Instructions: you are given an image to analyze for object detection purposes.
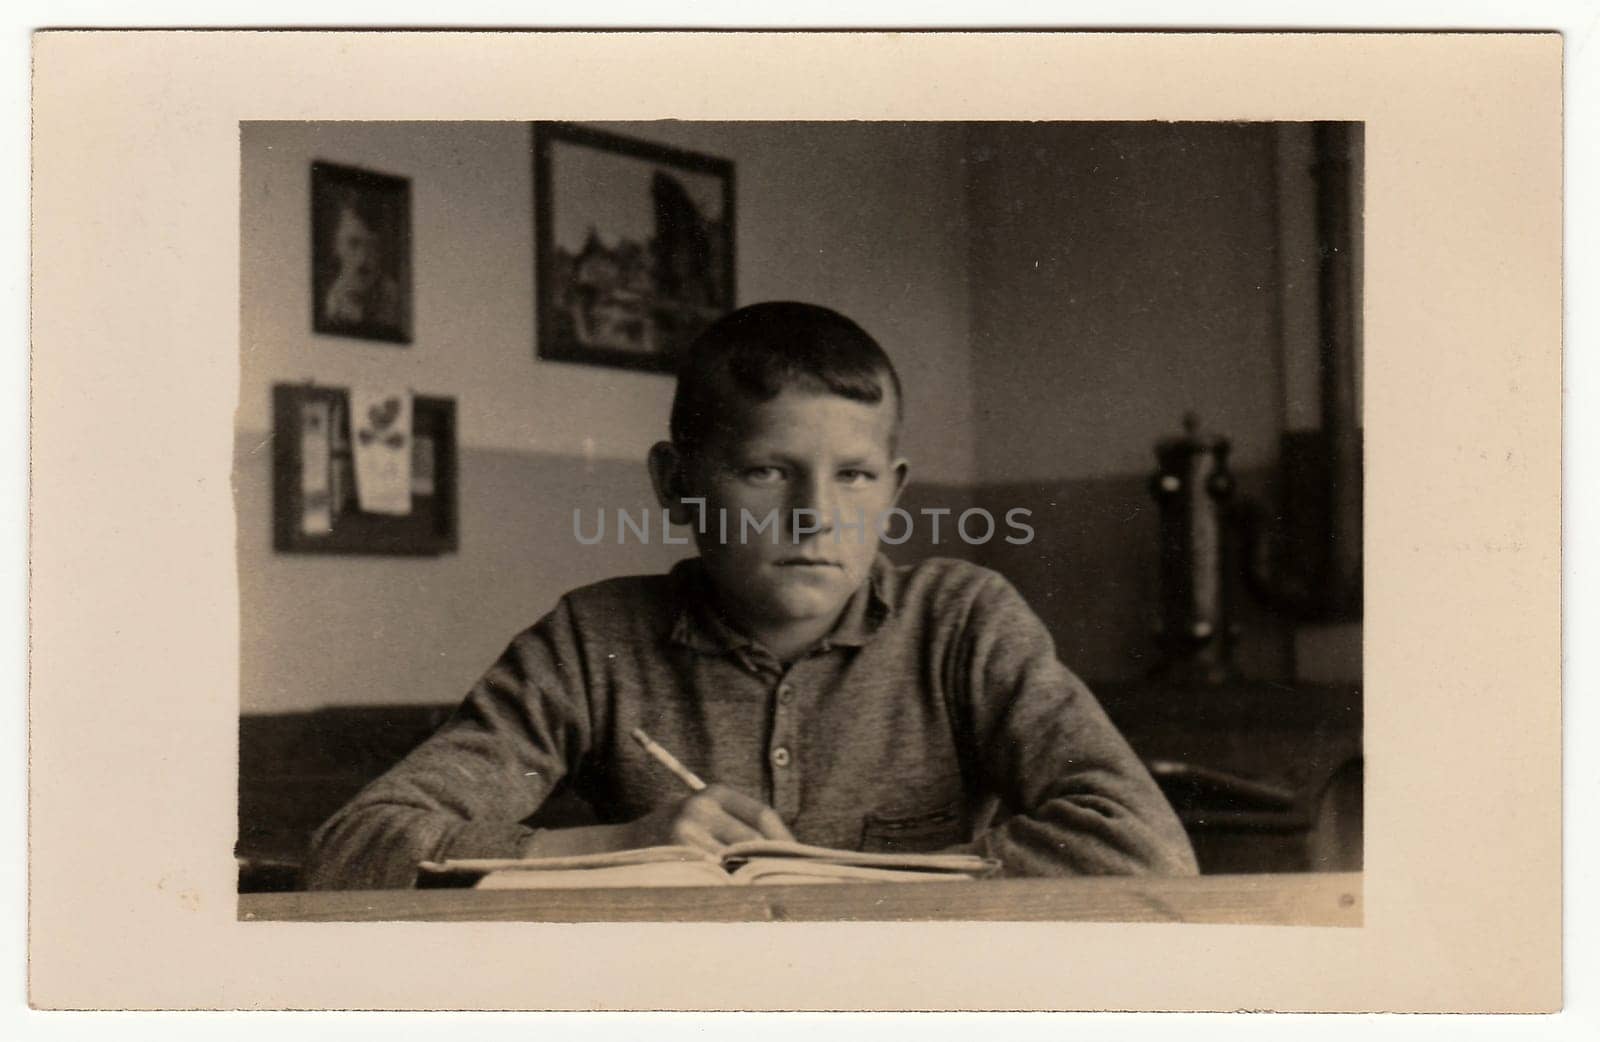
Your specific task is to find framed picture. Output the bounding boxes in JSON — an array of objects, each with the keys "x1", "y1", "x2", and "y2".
[
  {"x1": 534, "y1": 122, "x2": 736, "y2": 373},
  {"x1": 310, "y1": 160, "x2": 413, "y2": 344},
  {"x1": 271, "y1": 383, "x2": 456, "y2": 555}
]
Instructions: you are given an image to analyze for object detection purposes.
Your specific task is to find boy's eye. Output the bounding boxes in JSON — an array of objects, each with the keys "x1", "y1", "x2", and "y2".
[
  {"x1": 838, "y1": 469, "x2": 878, "y2": 486},
  {"x1": 742, "y1": 466, "x2": 787, "y2": 484}
]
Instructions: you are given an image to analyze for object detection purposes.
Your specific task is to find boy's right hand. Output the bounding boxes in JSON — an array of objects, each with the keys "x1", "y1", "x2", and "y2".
[{"x1": 626, "y1": 783, "x2": 795, "y2": 853}]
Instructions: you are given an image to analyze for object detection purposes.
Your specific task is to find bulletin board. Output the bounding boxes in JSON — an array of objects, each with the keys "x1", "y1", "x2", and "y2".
[{"x1": 271, "y1": 383, "x2": 458, "y2": 555}]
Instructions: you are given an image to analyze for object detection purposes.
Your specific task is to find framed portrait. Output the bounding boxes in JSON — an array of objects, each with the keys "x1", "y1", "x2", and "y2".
[
  {"x1": 534, "y1": 122, "x2": 736, "y2": 373},
  {"x1": 310, "y1": 160, "x2": 413, "y2": 344}
]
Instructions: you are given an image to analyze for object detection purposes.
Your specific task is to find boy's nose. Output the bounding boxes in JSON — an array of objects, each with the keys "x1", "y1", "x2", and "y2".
[{"x1": 789, "y1": 476, "x2": 838, "y2": 535}]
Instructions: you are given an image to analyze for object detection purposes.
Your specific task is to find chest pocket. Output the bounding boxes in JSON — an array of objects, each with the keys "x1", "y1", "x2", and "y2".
[{"x1": 860, "y1": 801, "x2": 966, "y2": 854}]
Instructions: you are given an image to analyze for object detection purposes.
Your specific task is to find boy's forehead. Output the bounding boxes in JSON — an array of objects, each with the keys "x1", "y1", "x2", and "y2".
[{"x1": 707, "y1": 386, "x2": 898, "y2": 455}]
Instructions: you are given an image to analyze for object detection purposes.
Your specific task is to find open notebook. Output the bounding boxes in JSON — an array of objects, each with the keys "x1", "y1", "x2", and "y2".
[{"x1": 419, "y1": 839, "x2": 1000, "y2": 889}]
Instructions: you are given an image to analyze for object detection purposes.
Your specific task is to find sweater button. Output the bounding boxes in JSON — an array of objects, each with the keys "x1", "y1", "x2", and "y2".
[{"x1": 770, "y1": 746, "x2": 791, "y2": 768}]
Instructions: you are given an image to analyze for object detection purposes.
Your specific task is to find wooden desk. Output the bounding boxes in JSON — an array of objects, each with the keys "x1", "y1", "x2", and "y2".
[{"x1": 240, "y1": 872, "x2": 1360, "y2": 926}]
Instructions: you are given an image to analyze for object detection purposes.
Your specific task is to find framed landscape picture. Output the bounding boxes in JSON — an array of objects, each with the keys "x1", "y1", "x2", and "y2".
[
  {"x1": 534, "y1": 122, "x2": 736, "y2": 373},
  {"x1": 310, "y1": 160, "x2": 413, "y2": 344}
]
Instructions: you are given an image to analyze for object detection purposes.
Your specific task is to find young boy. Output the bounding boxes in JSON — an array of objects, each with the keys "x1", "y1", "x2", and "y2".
[{"x1": 304, "y1": 302, "x2": 1197, "y2": 890}]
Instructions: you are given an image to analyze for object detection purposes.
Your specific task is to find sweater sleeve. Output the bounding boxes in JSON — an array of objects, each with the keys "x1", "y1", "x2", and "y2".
[
  {"x1": 953, "y1": 573, "x2": 1198, "y2": 877},
  {"x1": 300, "y1": 598, "x2": 594, "y2": 891}
]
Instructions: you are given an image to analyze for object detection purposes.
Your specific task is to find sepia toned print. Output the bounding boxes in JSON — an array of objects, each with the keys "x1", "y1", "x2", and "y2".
[
  {"x1": 236, "y1": 121, "x2": 1363, "y2": 922},
  {"x1": 27, "y1": 31, "x2": 1560, "y2": 1012}
]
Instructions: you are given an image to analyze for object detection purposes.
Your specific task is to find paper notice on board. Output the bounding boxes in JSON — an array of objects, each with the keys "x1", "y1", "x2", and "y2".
[
  {"x1": 299, "y1": 399, "x2": 333, "y2": 536},
  {"x1": 350, "y1": 386, "x2": 413, "y2": 515}
]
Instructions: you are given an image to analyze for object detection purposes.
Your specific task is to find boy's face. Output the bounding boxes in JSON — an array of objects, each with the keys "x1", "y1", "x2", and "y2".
[{"x1": 669, "y1": 386, "x2": 907, "y2": 643}]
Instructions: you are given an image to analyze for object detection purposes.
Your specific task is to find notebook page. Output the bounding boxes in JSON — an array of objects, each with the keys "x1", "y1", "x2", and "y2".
[
  {"x1": 475, "y1": 860, "x2": 734, "y2": 890},
  {"x1": 729, "y1": 859, "x2": 973, "y2": 886},
  {"x1": 420, "y1": 844, "x2": 711, "y2": 875},
  {"x1": 719, "y1": 839, "x2": 996, "y2": 875}
]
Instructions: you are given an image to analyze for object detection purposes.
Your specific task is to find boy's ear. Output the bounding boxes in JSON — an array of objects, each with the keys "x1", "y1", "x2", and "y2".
[
  {"x1": 647, "y1": 441, "x2": 698, "y2": 527},
  {"x1": 888, "y1": 457, "x2": 910, "y2": 508}
]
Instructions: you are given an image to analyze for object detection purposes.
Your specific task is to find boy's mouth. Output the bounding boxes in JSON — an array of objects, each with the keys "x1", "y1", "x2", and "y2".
[{"x1": 773, "y1": 556, "x2": 843, "y2": 569}]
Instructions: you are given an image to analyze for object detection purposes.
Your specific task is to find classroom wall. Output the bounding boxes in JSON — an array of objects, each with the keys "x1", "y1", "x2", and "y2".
[
  {"x1": 238, "y1": 121, "x2": 974, "y2": 711},
  {"x1": 962, "y1": 122, "x2": 1296, "y2": 680}
]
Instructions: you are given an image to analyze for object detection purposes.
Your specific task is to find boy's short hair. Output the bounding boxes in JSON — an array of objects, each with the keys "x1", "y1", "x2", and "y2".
[{"x1": 669, "y1": 301, "x2": 904, "y2": 454}]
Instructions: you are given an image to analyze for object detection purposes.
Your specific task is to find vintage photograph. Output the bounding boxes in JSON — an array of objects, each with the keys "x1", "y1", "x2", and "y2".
[
  {"x1": 237, "y1": 120, "x2": 1365, "y2": 924},
  {"x1": 29, "y1": 29, "x2": 1565, "y2": 1014},
  {"x1": 310, "y1": 159, "x2": 412, "y2": 343}
]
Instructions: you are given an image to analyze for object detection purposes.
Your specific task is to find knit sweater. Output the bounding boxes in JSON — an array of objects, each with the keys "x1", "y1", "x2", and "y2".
[{"x1": 303, "y1": 555, "x2": 1197, "y2": 889}]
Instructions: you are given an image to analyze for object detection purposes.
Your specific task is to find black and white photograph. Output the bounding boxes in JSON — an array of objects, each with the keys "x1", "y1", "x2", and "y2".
[{"x1": 237, "y1": 119, "x2": 1365, "y2": 922}]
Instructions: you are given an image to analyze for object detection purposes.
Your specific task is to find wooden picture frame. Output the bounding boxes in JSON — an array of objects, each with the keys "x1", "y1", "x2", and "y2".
[
  {"x1": 271, "y1": 384, "x2": 456, "y2": 555},
  {"x1": 310, "y1": 160, "x2": 413, "y2": 344},
  {"x1": 533, "y1": 122, "x2": 736, "y2": 373}
]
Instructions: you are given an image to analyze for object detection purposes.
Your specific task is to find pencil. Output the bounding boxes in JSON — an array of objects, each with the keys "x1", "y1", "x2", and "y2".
[{"x1": 630, "y1": 727, "x2": 708, "y2": 793}]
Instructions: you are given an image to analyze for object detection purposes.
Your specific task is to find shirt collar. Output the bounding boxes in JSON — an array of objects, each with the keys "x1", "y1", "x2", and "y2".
[{"x1": 667, "y1": 555, "x2": 895, "y2": 656}]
